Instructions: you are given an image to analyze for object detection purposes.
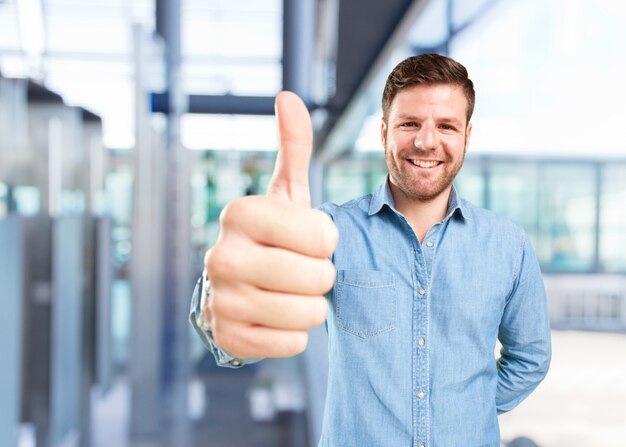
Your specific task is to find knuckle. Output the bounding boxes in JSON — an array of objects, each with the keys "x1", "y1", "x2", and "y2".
[
  {"x1": 206, "y1": 244, "x2": 237, "y2": 280},
  {"x1": 317, "y1": 259, "x2": 336, "y2": 293},
  {"x1": 208, "y1": 291, "x2": 226, "y2": 318},
  {"x1": 214, "y1": 293, "x2": 245, "y2": 321},
  {"x1": 306, "y1": 297, "x2": 327, "y2": 328},
  {"x1": 319, "y1": 214, "x2": 339, "y2": 256},
  {"x1": 219, "y1": 199, "x2": 243, "y2": 228},
  {"x1": 219, "y1": 196, "x2": 255, "y2": 229},
  {"x1": 211, "y1": 320, "x2": 230, "y2": 349},
  {"x1": 289, "y1": 331, "x2": 308, "y2": 356},
  {"x1": 212, "y1": 321, "x2": 244, "y2": 357},
  {"x1": 316, "y1": 297, "x2": 329, "y2": 325}
]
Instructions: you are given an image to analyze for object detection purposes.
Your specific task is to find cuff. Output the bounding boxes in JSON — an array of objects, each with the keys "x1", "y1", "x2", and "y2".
[{"x1": 189, "y1": 274, "x2": 261, "y2": 368}]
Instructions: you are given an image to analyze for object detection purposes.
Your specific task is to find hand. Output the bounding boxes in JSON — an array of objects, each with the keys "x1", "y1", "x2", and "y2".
[{"x1": 204, "y1": 91, "x2": 339, "y2": 359}]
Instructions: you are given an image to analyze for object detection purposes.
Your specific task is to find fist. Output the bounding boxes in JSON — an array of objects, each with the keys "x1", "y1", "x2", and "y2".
[{"x1": 204, "y1": 92, "x2": 338, "y2": 359}]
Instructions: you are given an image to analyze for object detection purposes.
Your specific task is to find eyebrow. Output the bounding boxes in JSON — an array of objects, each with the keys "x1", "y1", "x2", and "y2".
[
  {"x1": 438, "y1": 117, "x2": 464, "y2": 126},
  {"x1": 396, "y1": 114, "x2": 464, "y2": 126}
]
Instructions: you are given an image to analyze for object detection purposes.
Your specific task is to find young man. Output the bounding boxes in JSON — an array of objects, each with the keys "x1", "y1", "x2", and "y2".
[{"x1": 190, "y1": 54, "x2": 551, "y2": 446}]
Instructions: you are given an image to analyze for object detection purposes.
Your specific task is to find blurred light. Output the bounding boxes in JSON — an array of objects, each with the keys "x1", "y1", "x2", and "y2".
[
  {"x1": 181, "y1": 114, "x2": 277, "y2": 151},
  {"x1": 355, "y1": 114, "x2": 383, "y2": 152},
  {"x1": 16, "y1": 0, "x2": 45, "y2": 59}
]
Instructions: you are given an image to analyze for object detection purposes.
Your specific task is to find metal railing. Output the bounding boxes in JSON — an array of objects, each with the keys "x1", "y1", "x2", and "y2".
[{"x1": 544, "y1": 274, "x2": 626, "y2": 332}]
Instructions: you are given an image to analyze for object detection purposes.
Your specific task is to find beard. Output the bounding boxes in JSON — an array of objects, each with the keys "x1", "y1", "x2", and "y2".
[{"x1": 385, "y1": 142, "x2": 466, "y2": 202}]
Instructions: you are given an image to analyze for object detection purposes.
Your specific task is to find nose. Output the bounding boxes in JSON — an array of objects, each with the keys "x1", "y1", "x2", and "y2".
[{"x1": 414, "y1": 123, "x2": 439, "y2": 151}]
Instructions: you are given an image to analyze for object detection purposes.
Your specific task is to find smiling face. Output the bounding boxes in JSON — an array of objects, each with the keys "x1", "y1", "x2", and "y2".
[{"x1": 381, "y1": 83, "x2": 472, "y2": 203}]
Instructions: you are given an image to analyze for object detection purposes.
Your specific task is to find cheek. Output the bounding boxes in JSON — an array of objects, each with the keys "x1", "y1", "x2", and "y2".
[{"x1": 443, "y1": 137, "x2": 466, "y2": 155}]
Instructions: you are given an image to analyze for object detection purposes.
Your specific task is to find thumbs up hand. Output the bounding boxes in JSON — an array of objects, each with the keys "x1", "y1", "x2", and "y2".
[{"x1": 204, "y1": 92, "x2": 338, "y2": 359}]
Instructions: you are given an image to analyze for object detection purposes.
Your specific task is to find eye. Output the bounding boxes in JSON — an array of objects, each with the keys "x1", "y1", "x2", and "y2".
[
  {"x1": 439, "y1": 123, "x2": 457, "y2": 131},
  {"x1": 400, "y1": 121, "x2": 418, "y2": 128}
]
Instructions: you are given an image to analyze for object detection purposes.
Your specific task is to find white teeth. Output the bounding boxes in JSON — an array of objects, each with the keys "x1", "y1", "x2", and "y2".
[{"x1": 411, "y1": 160, "x2": 439, "y2": 168}]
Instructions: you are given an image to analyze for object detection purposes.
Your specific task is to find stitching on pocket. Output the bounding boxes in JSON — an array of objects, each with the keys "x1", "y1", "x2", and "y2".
[{"x1": 335, "y1": 271, "x2": 396, "y2": 339}]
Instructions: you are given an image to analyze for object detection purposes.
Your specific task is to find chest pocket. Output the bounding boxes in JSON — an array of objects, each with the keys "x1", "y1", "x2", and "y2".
[{"x1": 335, "y1": 270, "x2": 396, "y2": 339}]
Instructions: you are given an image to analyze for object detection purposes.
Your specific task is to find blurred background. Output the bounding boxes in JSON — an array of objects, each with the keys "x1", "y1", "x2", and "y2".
[{"x1": 1, "y1": 0, "x2": 625, "y2": 446}]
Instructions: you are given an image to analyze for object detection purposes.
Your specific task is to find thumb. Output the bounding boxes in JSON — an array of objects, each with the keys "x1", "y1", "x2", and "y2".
[{"x1": 266, "y1": 91, "x2": 313, "y2": 207}]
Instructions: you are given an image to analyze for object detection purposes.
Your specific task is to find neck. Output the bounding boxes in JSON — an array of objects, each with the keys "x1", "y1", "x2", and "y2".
[{"x1": 390, "y1": 183, "x2": 452, "y2": 243}]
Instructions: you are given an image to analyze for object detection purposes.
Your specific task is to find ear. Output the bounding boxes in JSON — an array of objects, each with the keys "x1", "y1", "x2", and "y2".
[
  {"x1": 464, "y1": 122, "x2": 473, "y2": 150},
  {"x1": 381, "y1": 117, "x2": 388, "y2": 147}
]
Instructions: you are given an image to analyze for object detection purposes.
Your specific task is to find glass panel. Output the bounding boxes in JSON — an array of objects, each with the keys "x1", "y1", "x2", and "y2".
[
  {"x1": 0, "y1": 217, "x2": 24, "y2": 447},
  {"x1": 181, "y1": 114, "x2": 277, "y2": 151},
  {"x1": 182, "y1": 60, "x2": 281, "y2": 96},
  {"x1": 408, "y1": 0, "x2": 448, "y2": 49},
  {"x1": 182, "y1": 0, "x2": 282, "y2": 96},
  {"x1": 324, "y1": 156, "x2": 387, "y2": 205},
  {"x1": 189, "y1": 150, "x2": 275, "y2": 270},
  {"x1": 13, "y1": 186, "x2": 40, "y2": 215},
  {"x1": 454, "y1": 158, "x2": 485, "y2": 208},
  {"x1": 488, "y1": 161, "x2": 539, "y2": 238},
  {"x1": 536, "y1": 164, "x2": 597, "y2": 272},
  {"x1": 0, "y1": 182, "x2": 7, "y2": 217},
  {"x1": 599, "y1": 164, "x2": 626, "y2": 272},
  {"x1": 451, "y1": 0, "x2": 496, "y2": 29},
  {"x1": 46, "y1": 16, "x2": 130, "y2": 54},
  {"x1": 0, "y1": 2, "x2": 21, "y2": 51},
  {"x1": 449, "y1": 0, "x2": 626, "y2": 158}
]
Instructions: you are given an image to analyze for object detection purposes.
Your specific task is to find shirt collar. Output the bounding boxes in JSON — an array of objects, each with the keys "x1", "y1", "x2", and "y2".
[{"x1": 368, "y1": 175, "x2": 468, "y2": 221}]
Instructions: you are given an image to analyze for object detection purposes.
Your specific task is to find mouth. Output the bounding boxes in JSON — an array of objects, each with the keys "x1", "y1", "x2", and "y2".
[{"x1": 409, "y1": 159, "x2": 443, "y2": 169}]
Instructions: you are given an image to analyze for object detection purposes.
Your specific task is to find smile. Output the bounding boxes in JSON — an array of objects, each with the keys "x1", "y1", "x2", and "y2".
[{"x1": 410, "y1": 159, "x2": 442, "y2": 168}]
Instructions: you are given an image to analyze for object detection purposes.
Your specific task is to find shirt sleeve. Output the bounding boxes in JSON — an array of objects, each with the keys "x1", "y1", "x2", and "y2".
[
  {"x1": 496, "y1": 231, "x2": 552, "y2": 414},
  {"x1": 189, "y1": 275, "x2": 262, "y2": 369}
]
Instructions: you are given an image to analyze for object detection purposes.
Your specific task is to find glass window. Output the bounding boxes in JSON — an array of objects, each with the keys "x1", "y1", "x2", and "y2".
[
  {"x1": 599, "y1": 164, "x2": 626, "y2": 272},
  {"x1": 536, "y1": 164, "x2": 597, "y2": 272},
  {"x1": 0, "y1": 2, "x2": 21, "y2": 51},
  {"x1": 324, "y1": 157, "x2": 387, "y2": 205},
  {"x1": 454, "y1": 158, "x2": 486, "y2": 208},
  {"x1": 13, "y1": 185, "x2": 40, "y2": 215},
  {"x1": 182, "y1": 0, "x2": 282, "y2": 96},
  {"x1": 0, "y1": 182, "x2": 7, "y2": 217},
  {"x1": 487, "y1": 160, "x2": 539, "y2": 240},
  {"x1": 181, "y1": 114, "x2": 277, "y2": 151}
]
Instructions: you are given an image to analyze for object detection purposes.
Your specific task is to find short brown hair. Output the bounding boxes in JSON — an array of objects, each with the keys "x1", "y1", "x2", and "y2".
[{"x1": 382, "y1": 53, "x2": 475, "y2": 123}]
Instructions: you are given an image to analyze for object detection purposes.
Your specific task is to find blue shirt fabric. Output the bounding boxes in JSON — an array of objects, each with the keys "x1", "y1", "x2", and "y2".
[
  {"x1": 190, "y1": 178, "x2": 552, "y2": 446},
  {"x1": 189, "y1": 275, "x2": 262, "y2": 368},
  {"x1": 316, "y1": 179, "x2": 551, "y2": 447}
]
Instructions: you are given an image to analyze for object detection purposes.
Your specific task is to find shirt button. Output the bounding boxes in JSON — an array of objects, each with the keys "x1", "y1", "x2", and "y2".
[
  {"x1": 426, "y1": 241, "x2": 433, "y2": 247},
  {"x1": 418, "y1": 337, "x2": 425, "y2": 347},
  {"x1": 229, "y1": 359, "x2": 241, "y2": 367},
  {"x1": 419, "y1": 288, "x2": 426, "y2": 296},
  {"x1": 417, "y1": 390, "x2": 425, "y2": 399},
  {"x1": 419, "y1": 443, "x2": 425, "y2": 447}
]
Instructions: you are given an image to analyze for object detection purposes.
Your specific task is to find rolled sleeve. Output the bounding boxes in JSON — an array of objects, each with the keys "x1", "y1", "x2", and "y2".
[
  {"x1": 189, "y1": 275, "x2": 262, "y2": 369},
  {"x1": 496, "y1": 232, "x2": 552, "y2": 414}
]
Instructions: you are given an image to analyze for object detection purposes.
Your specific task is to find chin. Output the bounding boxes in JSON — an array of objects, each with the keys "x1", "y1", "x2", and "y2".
[{"x1": 404, "y1": 182, "x2": 451, "y2": 202}]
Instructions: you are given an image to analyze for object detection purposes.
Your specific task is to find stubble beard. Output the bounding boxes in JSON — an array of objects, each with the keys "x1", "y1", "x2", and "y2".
[{"x1": 385, "y1": 142, "x2": 466, "y2": 202}]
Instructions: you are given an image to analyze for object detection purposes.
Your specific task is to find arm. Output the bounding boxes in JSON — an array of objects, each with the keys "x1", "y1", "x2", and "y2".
[{"x1": 496, "y1": 232, "x2": 552, "y2": 414}]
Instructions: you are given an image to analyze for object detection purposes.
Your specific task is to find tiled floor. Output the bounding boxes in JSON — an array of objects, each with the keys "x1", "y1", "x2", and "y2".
[
  {"x1": 192, "y1": 361, "x2": 308, "y2": 447},
  {"x1": 90, "y1": 330, "x2": 626, "y2": 447},
  {"x1": 91, "y1": 360, "x2": 308, "y2": 447}
]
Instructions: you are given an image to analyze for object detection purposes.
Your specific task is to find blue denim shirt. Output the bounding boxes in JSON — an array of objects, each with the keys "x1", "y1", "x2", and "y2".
[
  {"x1": 191, "y1": 178, "x2": 551, "y2": 446},
  {"x1": 316, "y1": 179, "x2": 551, "y2": 446}
]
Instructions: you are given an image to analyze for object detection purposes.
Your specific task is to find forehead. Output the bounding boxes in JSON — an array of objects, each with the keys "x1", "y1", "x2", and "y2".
[{"x1": 388, "y1": 83, "x2": 468, "y2": 120}]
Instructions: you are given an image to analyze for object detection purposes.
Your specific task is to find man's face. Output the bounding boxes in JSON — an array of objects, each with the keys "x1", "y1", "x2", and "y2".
[{"x1": 381, "y1": 83, "x2": 472, "y2": 202}]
